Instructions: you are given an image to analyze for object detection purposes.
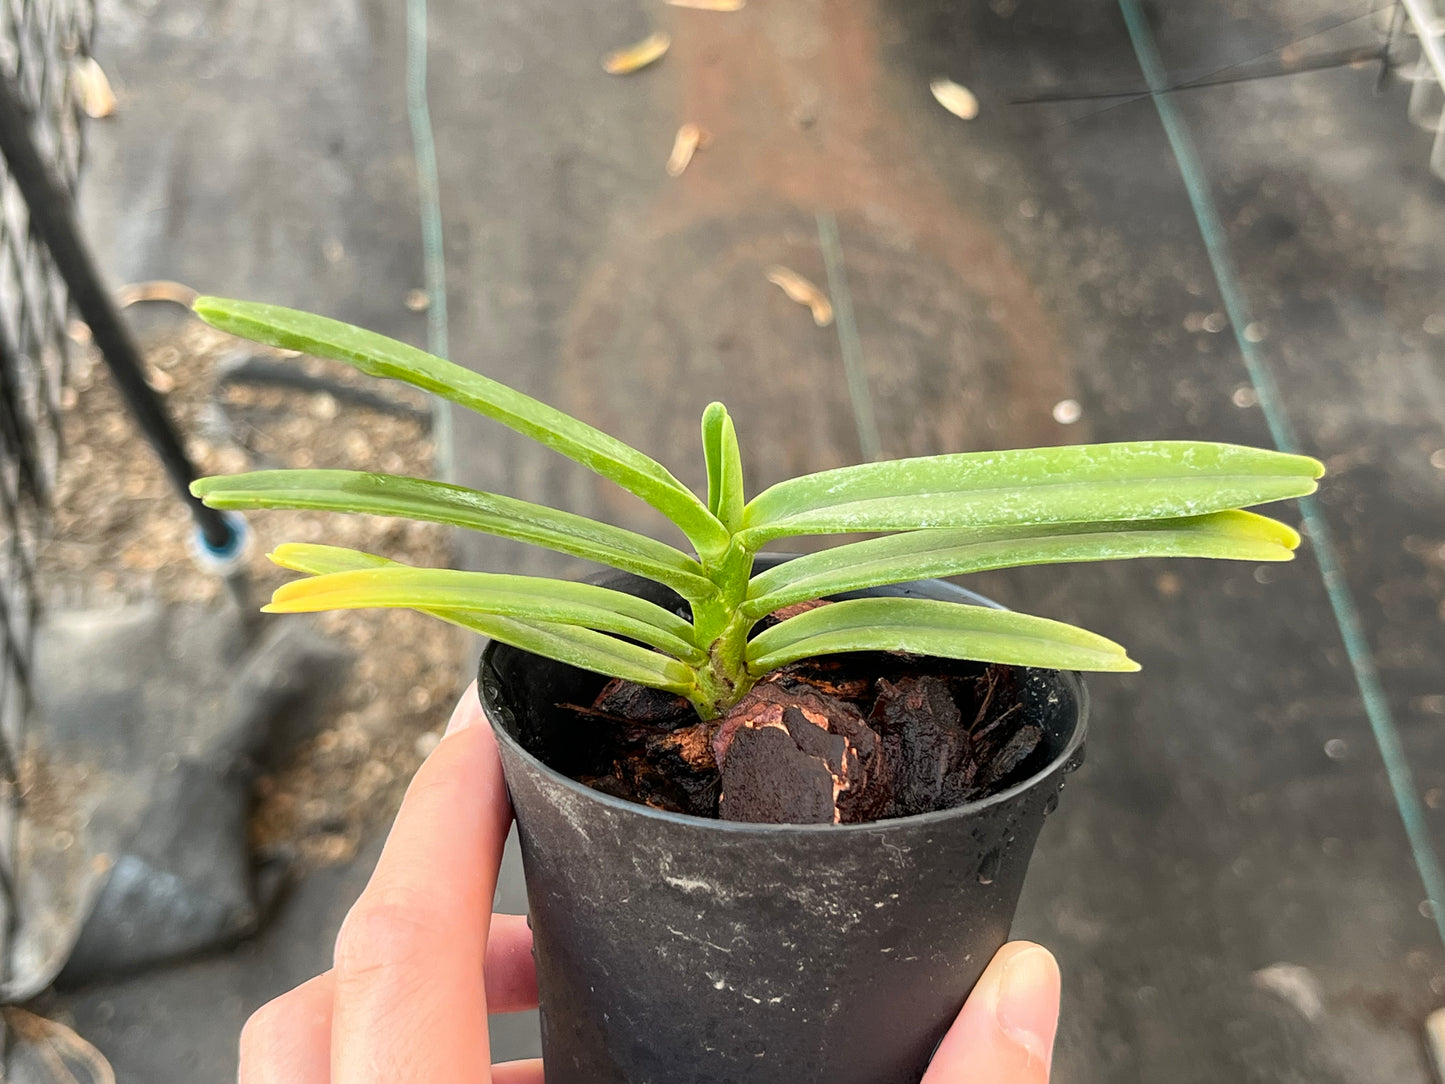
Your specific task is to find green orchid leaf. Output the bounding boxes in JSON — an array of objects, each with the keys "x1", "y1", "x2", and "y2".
[
  {"x1": 194, "y1": 470, "x2": 713, "y2": 599},
  {"x1": 746, "y1": 597, "x2": 1140, "y2": 675},
  {"x1": 701, "y1": 402, "x2": 745, "y2": 532},
  {"x1": 192, "y1": 297, "x2": 727, "y2": 554},
  {"x1": 269, "y1": 543, "x2": 396, "y2": 576},
  {"x1": 451, "y1": 614, "x2": 698, "y2": 697},
  {"x1": 743, "y1": 510, "x2": 1297, "y2": 618},
  {"x1": 265, "y1": 567, "x2": 706, "y2": 663},
  {"x1": 741, "y1": 442, "x2": 1323, "y2": 544},
  {"x1": 192, "y1": 300, "x2": 1330, "y2": 718},
  {"x1": 267, "y1": 544, "x2": 697, "y2": 695},
  {"x1": 463, "y1": 614, "x2": 697, "y2": 695}
]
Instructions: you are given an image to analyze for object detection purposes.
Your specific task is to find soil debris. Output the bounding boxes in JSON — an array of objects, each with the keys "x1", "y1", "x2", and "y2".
[{"x1": 603, "y1": 31, "x2": 671, "y2": 75}]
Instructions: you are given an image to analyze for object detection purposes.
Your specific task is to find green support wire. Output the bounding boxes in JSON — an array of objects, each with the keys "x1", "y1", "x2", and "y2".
[
  {"x1": 406, "y1": 0, "x2": 453, "y2": 482},
  {"x1": 1118, "y1": 0, "x2": 1445, "y2": 948}
]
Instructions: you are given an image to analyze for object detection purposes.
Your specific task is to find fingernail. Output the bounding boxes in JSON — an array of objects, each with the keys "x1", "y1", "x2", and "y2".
[
  {"x1": 995, "y1": 946, "x2": 1060, "y2": 1068},
  {"x1": 444, "y1": 682, "x2": 482, "y2": 737}
]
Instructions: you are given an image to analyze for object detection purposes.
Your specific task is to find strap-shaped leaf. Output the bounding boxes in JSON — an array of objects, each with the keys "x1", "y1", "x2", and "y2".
[
  {"x1": 450, "y1": 613, "x2": 698, "y2": 695},
  {"x1": 265, "y1": 567, "x2": 706, "y2": 663},
  {"x1": 194, "y1": 470, "x2": 713, "y2": 599},
  {"x1": 269, "y1": 544, "x2": 696, "y2": 694},
  {"x1": 743, "y1": 510, "x2": 1297, "y2": 618},
  {"x1": 746, "y1": 597, "x2": 1139, "y2": 675},
  {"x1": 701, "y1": 402, "x2": 745, "y2": 531},
  {"x1": 458, "y1": 613, "x2": 697, "y2": 694},
  {"x1": 193, "y1": 297, "x2": 728, "y2": 554},
  {"x1": 270, "y1": 543, "x2": 397, "y2": 575},
  {"x1": 740, "y1": 441, "x2": 1323, "y2": 544}
]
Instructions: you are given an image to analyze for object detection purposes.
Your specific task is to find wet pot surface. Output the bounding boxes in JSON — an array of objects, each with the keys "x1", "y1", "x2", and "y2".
[{"x1": 481, "y1": 563, "x2": 1086, "y2": 1084}]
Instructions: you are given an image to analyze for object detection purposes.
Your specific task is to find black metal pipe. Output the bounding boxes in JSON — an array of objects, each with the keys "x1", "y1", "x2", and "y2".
[
  {"x1": 0, "y1": 318, "x2": 49, "y2": 511},
  {"x1": 0, "y1": 69, "x2": 235, "y2": 552}
]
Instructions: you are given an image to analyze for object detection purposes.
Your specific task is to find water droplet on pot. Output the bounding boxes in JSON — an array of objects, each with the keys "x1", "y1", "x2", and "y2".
[
  {"x1": 977, "y1": 848, "x2": 1001, "y2": 885},
  {"x1": 1043, "y1": 791, "x2": 1060, "y2": 816}
]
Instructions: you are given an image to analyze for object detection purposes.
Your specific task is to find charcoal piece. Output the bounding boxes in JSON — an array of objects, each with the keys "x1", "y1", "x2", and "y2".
[
  {"x1": 560, "y1": 648, "x2": 1034, "y2": 824},
  {"x1": 829, "y1": 710, "x2": 888, "y2": 824},
  {"x1": 719, "y1": 725, "x2": 835, "y2": 824},
  {"x1": 711, "y1": 683, "x2": 843, "y2": 766},
  {"x1": 869, "y1": 676, "x2": 970, "y2": 816},
  {"x1": 781, "y1": 706, "x2": 850, "y2": 778},
  {"x1": 592, "y1": 678, "x2": 695, "y2": 728},
  {"x1": 975, "y1": 723, "x2": 1044, "y2": 790}
]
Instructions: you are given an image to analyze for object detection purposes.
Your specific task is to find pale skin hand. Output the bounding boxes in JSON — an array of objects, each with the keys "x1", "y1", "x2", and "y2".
[{"x1": 239, "y1": 687, "x2": 1062, "y2": 1084}]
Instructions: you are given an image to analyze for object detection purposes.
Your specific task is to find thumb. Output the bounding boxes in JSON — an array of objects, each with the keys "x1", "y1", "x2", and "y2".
[{"x1": 922, "y1": 941, "x2": 1061, "y2": 1083}]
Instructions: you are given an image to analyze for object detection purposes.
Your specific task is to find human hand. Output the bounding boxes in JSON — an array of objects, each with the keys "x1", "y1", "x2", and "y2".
[
  {"x1": 238, "y1": 684, "x2": 541, "y2": 1083},
  {"x1": 239, "y1": 687, "x2": 1060, "y2": 1083}
]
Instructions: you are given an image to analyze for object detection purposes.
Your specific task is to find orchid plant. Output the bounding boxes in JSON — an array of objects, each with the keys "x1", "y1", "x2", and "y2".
[{"x1": 191, "y1": 298, "x2": 1322, "y2": 720}]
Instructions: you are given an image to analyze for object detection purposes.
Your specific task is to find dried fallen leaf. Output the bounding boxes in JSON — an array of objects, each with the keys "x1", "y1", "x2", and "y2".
[
  {"x1": 2, "y1": 1007, "x2": 116, "y2": 1084},
  {"x1": 930, "y1": 77, "x2": 979, "y2": 121},
  {"x1": 766, "y1": 266, "x2": 833, "y2": 327},
  {"x1": 116, "y1": 280, "x2": 199, "y2": 308},
  {"x1": 666, "y1": 0, "x2": 745, "y2": 9},
  {"x1": 666, "y1": 123, "x2": 710, "y2": 177},
  {"x1": 146, "y1": 366, "x2": 176, "y2": 393},
  {"x1": 603, "y1": 31, "x2": 671, "y2": 75},
  {"x1": 73, "y1": 56, "x2": 116, "y2": 119}
]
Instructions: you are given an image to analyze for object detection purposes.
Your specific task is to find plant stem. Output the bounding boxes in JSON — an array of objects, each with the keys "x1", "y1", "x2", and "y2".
[{"x1": 691, "y1": 538, "x2": 757, "y2": 717}]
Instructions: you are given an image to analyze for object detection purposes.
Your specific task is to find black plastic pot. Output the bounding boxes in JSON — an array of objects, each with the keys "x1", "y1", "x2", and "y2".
[{"x1": 479, "y1": 559, "x2": 1087, "y2": 1084}]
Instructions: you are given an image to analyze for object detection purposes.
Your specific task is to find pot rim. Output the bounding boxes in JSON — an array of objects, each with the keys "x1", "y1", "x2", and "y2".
[{"x1": 481, "y1": 566, "x2": 1090, "y2": 835}]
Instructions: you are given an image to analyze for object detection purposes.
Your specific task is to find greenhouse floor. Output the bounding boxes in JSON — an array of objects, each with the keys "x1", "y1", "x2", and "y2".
[{"x1": 55, "y1": 0, "x2": 1445, "y2": 1079}]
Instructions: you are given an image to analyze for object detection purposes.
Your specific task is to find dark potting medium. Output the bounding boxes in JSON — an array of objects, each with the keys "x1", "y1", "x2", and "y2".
[{"x1": 480, "y1": 561, "x2": 1087, "y2": 1084}]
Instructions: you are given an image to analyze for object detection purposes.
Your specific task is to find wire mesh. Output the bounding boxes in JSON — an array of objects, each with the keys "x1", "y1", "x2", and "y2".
[{"x1": 0, "y1": 0, "x2": 97, "y2": 1003}]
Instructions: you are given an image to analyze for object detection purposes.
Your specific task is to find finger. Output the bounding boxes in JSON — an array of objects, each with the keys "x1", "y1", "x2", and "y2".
[
  {"x1": 490, "y1": 1059, "x2": 545, "y2": 1084},
  {"x1": 317, "y1": 916, "x2": 534, "y2": 1012},
  {"x1": 922, "y1": 941, "x2": 1060, "y2": 1083},
  {"x1": 486, "y1": 913, "x2": 539, "y2": 1013},
  {"x1": 240, "y1": 972, "x2": 333, "y2": 1084},
  {"x1": 239, "y1": 912, "x2": 536, "y2": 1075},
  {"x1": 331, "y1": 686, "x2": 512, "y2": 1082}
]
